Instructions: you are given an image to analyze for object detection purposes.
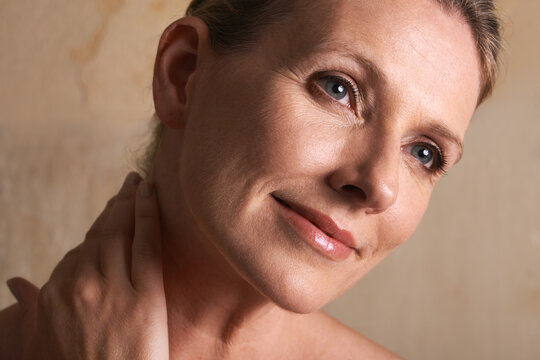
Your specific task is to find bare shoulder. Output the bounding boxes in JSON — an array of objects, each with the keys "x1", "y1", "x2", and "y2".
[
  {"x1": 294, "y1": 310, "x2": 403, "y2": 360},
  {"x1": 0, "y1": 303, "x2": 23, "y2": 360}
]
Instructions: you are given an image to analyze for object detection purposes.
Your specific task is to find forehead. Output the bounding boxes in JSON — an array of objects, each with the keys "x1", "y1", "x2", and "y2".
[{"x1": 271, "y1": 0, "x2": 481, "y2": 136}]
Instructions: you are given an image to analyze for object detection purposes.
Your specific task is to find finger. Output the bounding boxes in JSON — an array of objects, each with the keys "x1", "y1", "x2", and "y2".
[
  {"x1": 86, "y1": 195, "x2": 117, "y2": 236},
  {"x1": 46, "y1": 246, "x2": 82, "y2": 290},
  {"x1": 68, "y1": 196, "x2": 115, "y2": 283},
  {"x1": 76, "y1": 172, "x2": 140, "y2": 280},
  {"x1": 131, "y1": 181, "x2": 164, "y2": 293},
  {"x1": 102, "y1": 172, "x2": 142, "y2": 234},
  {"x1": 6, "y1": 277, "x2": 39, "y2": 310},
  {"x1": 98, "y1": 172, "x2": 142, "y2": 279},
  {"x1": 6, "y1": 277, "x2": 39, "y2": 334}
]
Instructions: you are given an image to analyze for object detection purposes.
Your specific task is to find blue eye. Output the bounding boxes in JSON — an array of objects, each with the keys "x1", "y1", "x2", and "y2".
[
  {"x1": 410, "y1": 144, "x2": 435, "y2": 168},
  {"x1": 405, "y1": 142, "x2": 449, "y2": 176},
  {"x1": 324, "y1": 80, "x2": 348, "y2": 100},
  {"x1": 316, "y1": 76, "x2": 352, "y2": 107}
]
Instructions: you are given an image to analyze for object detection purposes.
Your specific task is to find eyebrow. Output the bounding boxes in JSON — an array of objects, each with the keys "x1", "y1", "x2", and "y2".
[
  {"x1": 345, "y1": 52, "x2": 385, "y2": 83},
  {"x1": 317, "y1": 41, "x2": 386, "y2": 82},
  {"x1": 317, "y1": 41, "x2": 465, "y2": 162}
]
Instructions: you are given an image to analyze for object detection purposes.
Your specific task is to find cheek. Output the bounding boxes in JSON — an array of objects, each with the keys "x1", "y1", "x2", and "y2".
[
  {"x1": 376, "y1": 175, "x2": 433, "y2": 254},
  {"x1": 178, "y1": 74, "x2": 324, "y2": 241},
  {"x1": 254, "y1": 84, "x2": 348, "y2": 177}
]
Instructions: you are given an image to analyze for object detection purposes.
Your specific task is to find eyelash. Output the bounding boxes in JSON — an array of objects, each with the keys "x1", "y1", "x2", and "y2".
[
  {"x1": 311, "y1": 72, "x2": 449, "y2": 176},
  {"x1": 312, "y1": 73, "x2": 363, "y2": 116},
  {"x1": 413, "y1": 141, "x2": 449, "y2": 176}
]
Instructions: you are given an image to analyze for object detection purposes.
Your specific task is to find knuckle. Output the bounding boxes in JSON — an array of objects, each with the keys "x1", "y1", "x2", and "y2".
[
  {"x1": 102, "y1": 232, "x2": 129, "y2": 245},
  {"x1": 137, "y1": 209, "x2": 158, "y2": 220},
  {"x1": 89, "y1": 231, "x2": 125, "y2": 245},
  {"x1": 71, "y1": 277, "x2": 103, "y2": 308},
  {"x1": 97, "y1": 224, "x2": 129, "y2": 238}
]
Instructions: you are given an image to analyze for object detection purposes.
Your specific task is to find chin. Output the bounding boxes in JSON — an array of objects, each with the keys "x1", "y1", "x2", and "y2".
[
  {"x1": 185, "y1": 183, "x2": 358, "y2": 314},
  {"x1": 252, "y1": 273, "x2": 331, "y2": 314},
  {"x1": 223, "y1": 245, "x2": 341, "y2": 314},
  {"x1": 265, "y1": 282, "x2": 332, "y2": 315}
]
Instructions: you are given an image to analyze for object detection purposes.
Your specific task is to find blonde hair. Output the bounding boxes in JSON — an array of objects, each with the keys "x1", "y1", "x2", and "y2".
[{"x1": 137, "y1": 0, "x2": 502, "y2": 177}]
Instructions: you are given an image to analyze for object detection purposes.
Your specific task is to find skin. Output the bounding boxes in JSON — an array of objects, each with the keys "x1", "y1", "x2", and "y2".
[
  {"x1": 0, "y1": 0, "x2": 482, "y2": 358},
  {"x1": 1, "y1": 176, "x2": 170, "y2": 359}
]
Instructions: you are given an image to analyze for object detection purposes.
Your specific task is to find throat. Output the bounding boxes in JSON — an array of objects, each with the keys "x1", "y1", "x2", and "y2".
[{"x1": 160, "y1": 231, "x2": 294, "y2": 359}]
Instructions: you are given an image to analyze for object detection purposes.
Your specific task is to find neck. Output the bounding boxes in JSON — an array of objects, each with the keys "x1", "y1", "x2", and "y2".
[
  {"x1": 148, "y1": 145, "x2": 296, "y2": 359},
  {"x1": 161, "y1": 231, "x2": 292, "y2": 359}
]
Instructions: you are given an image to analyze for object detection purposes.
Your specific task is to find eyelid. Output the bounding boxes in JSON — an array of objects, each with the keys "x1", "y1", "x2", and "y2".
[
  {"x1": 404, "y1": 139, "x2": 449, "y2": 176},
  {"x1": 311, "y1": 71, "x2": 364, "y2": 117}
]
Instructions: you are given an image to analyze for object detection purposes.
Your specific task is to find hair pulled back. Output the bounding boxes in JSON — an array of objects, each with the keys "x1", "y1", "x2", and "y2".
[
  {"x1": 187, "y1": 0, "x2": 501, "y2": 100},
  {"x1": 138, "y1": 0, "x2": 502, "y2": 176}
]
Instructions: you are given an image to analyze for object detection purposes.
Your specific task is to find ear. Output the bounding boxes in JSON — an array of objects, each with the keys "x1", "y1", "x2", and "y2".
[{"x1": 152, "y1": 17, "x2": 210, "y2": 130}]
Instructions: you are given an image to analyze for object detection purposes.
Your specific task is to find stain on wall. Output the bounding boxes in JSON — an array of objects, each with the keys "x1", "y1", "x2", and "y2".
[{"x1": 69, "y1": 0, "x2": 127, "y2": 101}]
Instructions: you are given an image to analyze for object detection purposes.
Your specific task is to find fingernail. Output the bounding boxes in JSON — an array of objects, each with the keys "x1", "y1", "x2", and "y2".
[
  {"x1": 123, "y1": 172, "x2": 141, "y2": 187},
  {"x1": 140, "y1": 181, "x2": 153, "y2": 198},
  {"x1": 6, "y1": 278, "x2": 20, "y2": 301}
]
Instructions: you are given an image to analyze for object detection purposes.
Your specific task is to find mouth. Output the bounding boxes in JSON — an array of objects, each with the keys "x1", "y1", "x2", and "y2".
[{"x1": 271, "y1": 194, "x2": 360, "y2": 261}]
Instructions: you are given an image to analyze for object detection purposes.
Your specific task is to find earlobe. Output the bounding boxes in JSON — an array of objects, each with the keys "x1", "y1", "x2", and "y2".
[{"x1": 152, "y1": 17, "x2": 209, "y2": 130}]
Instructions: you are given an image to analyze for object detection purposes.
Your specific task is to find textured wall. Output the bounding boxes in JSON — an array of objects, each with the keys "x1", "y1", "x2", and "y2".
[{"x1": 1, "y1": 1, "x2": 538, "y2": 359}]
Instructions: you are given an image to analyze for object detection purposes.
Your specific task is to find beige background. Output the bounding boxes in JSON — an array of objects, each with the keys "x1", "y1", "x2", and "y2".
[{"x1": 0, "y1": 0, "x2": 538, "y2": 359}]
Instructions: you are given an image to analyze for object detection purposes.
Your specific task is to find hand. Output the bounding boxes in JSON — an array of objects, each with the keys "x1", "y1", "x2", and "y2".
[{"x1": 7, "y1": 172, "x2": 169, "y2": 359}]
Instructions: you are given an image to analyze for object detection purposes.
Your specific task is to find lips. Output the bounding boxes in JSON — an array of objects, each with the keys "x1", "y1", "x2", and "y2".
[{"x1": 272, "y1": 194, "x2": 359, "y2": 260}]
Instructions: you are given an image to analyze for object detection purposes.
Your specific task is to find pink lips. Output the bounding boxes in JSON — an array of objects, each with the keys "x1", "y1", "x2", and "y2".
[{"x1": 272, "y1": 195, "x2": 358, "y2": 261}]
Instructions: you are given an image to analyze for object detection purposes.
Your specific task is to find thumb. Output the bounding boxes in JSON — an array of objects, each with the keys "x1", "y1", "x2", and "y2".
[{"x1": 6, "y1": 277, "x2": 39, "y2": 326}]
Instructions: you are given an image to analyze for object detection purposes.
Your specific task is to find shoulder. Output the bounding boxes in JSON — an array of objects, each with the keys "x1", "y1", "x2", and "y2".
[
  {"x1": 294, "y1": 310, "x2": 403, "y2": 360},
  {"x1": 0, "y1": 303, "x2": 23, "y2": 360}
]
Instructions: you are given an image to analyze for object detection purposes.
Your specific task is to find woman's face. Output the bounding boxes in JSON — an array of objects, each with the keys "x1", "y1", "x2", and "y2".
[{"x1": 171, "y1": 0, "x2": 480, "y2": 312}]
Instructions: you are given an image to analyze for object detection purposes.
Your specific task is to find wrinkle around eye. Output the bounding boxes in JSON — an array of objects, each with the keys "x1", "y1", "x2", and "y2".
[
  {"x1": 309, "y1": 82, "x2": 363, "y2": 128},
  {"x1": 268, "y1": 67, "x2": 363, "y2": 128},
  {"x1": 402, "y1": 156, "x2": 440, "y2": 188}
]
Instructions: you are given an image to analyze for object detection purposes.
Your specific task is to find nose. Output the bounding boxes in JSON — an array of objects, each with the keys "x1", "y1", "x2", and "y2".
[{"x1": 327, "y1": 139, "x2": 400, "y2": 214}]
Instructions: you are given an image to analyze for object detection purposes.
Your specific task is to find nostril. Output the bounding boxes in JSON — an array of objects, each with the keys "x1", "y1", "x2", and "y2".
[
  {"x1": 327, "y1": 164, "x2": 399, "y2": 213},
  {"x1": 341, "y1": 184, "x2": 367, "y2": 202}
]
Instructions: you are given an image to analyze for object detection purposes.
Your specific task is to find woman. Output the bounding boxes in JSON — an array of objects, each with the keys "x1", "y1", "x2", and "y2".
[{"x1": 0, "y1": 0, "x2": 501, "y2": 358}]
